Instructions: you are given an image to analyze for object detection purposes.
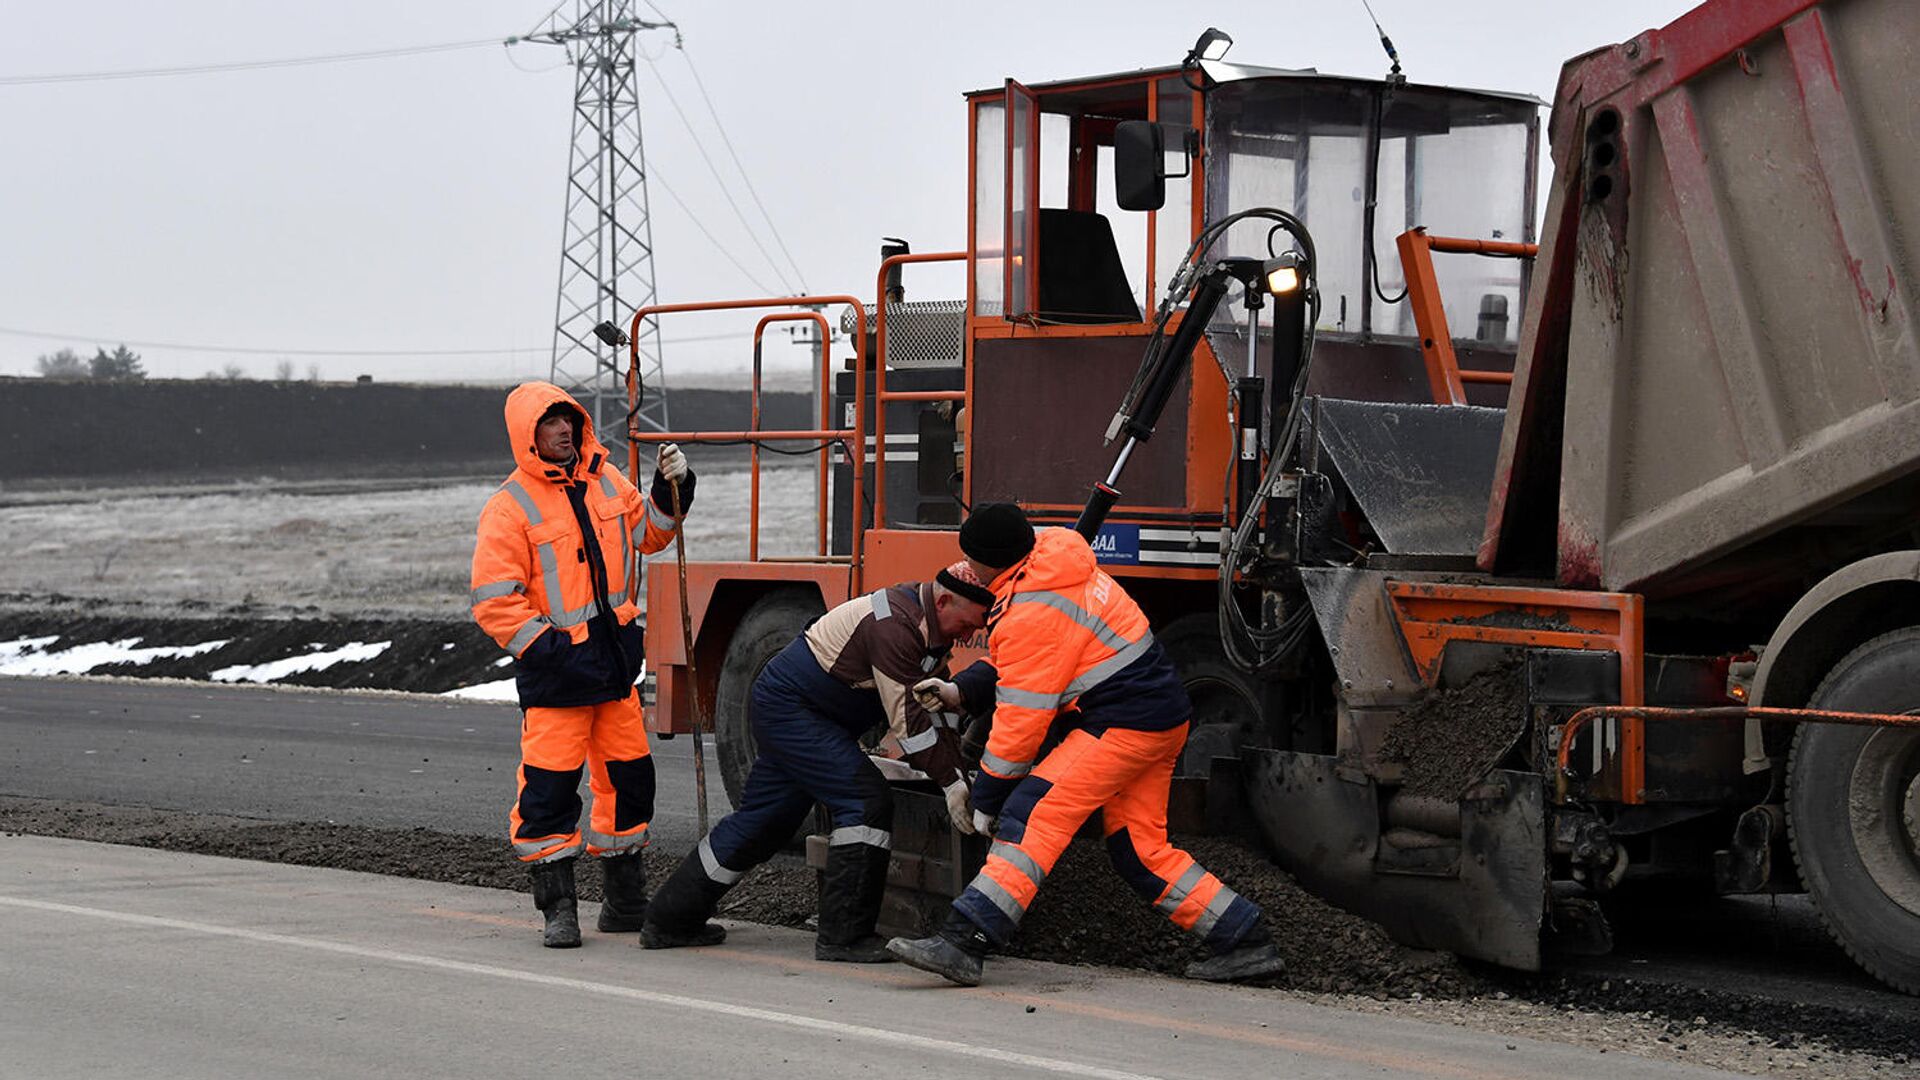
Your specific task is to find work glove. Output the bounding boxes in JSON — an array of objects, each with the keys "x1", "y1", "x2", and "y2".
[
  {"x1": 913, "y1": 677, "x2": 962, "y2": 713},
  {"x1": 657, "y1": 442, "x2": 689, "y2": 484},
  {"x1": 972, "y1": 810, "x2": 997, "y2": 836},
  {"x1": 943, "y1": 780, "x2": 976, "y2": 835}
]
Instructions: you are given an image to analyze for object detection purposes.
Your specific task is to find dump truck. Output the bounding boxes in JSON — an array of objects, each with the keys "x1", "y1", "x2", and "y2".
[{"x1": 624, "y1": 0, "x2": 1920, "y2": 993}]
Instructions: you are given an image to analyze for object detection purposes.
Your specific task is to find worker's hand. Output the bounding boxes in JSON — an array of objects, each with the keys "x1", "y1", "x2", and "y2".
[
  {"x1": 657, "y1": 442, "x2": 689, "y2": 484},
  {"x1": 971, "y1": 809, "x2": 997, "y2": 837},
  {"x1": 943, "y1": 780, "x2": 975, "y2": 835},
  {"x1": 913, "y1": 677, "x2": 962, "y2": 713}
]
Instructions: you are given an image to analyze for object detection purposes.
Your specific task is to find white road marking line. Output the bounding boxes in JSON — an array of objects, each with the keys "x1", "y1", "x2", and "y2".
[{"x1": 0, "y1": 895, "x2": 1163, "y2": 1080}]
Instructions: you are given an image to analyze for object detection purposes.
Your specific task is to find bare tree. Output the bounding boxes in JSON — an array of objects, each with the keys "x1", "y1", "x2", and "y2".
[
  {"x1": 306, "y1": 362, "x2": 322, "y2": 382},
  {"x1": 273, "y1": 359, "x2": 296, "y2": 383},
  {"x1": 35, "y1": 348, "x2": 86, "y2": 378}
]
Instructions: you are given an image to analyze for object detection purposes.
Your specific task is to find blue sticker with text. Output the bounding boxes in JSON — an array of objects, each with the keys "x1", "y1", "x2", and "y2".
[{"x1": 1089, "y1": 523, "x2": 1140, "y2": 565}]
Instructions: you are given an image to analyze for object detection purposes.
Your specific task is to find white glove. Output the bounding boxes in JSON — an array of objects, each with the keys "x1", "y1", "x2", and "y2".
[
  {"x1": 657, "y1": 442, "x2": 689, "y2": 484},
  {"x1": 913, "y1": 677, "x2": 962, "y2": 713},
  {"x1": 943, "y1": 780, "x2": 976, "y2": 835},
  {"x1": 972, "y1": 809, "x2": 997, "y2": 836}
]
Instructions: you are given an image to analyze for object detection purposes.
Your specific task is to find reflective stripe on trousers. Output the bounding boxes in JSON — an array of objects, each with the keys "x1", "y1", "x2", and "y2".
[
  {"x1": 585, "y1": 825, "x2": 648, "y2": 855},
  {"x1": 828, "y1": 825, "x2": 891, "y2": 849},
  {"x1": 698, "y1": 836, "x2": 744, "y2": 885},
  {"x1": 513, "y1": 835, "x2": 581, "y2": 863}
]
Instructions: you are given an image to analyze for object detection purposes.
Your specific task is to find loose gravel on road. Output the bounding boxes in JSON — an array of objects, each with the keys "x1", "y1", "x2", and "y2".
[{"x1": 4, "y1": 795, "x2": 1914, "y2": 1077}]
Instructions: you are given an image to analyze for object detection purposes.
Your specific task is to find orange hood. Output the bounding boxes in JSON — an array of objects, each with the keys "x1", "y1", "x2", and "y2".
[
  {"x1": 993, "y1": 526, "x2": 1096, "y2": 597},
  {"x1": 504, "y1": 381, "x2": 607, "y2": 481}
]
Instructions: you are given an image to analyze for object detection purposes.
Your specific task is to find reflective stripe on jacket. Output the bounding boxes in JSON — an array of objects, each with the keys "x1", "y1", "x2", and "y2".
[
  {"x1": 469, "y1": 381, "x2": 689, "y2": 708},
  {"x1": 972, "y1": 527, "x2": 1189, "y2": 815}
]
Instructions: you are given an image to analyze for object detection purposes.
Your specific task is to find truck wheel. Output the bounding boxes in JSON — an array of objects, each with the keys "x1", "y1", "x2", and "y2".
[
  {"x1": 713, "y1": 591, "x2": 824, "y2": 809},
  {"x1": 1786, "y1": 626, "x2": 1920, "y2": 994},
  {"x1": 1160, "y1": 613, "x2": 1266, "y2": 776}
]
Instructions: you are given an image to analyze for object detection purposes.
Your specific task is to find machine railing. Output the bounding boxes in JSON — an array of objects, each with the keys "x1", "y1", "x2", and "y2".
[
  {"x1": 872, "y1": 251, "x2": 968, "y2": 526},
  {"x1": 626, "y1": 294, "x2": 869, "y2": 588},
  {"x1": 1396, "y1": 228, "x2": 1538, "y2": 406},
  {"x1": 1555, "y1": 704, "x2": 1920, "y2": 801}
]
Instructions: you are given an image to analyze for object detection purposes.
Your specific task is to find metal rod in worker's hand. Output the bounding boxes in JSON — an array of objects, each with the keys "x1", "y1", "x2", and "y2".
[{"x1": 669, "y1": 476, "x2": 709, "y2": 834}]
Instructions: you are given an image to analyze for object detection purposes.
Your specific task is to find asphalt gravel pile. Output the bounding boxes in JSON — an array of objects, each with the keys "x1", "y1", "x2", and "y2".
[
  {"x1": 0, "y1": 795, "x2": 1461, "y2": 997},
  {"x1": 1005, "y1": 835, "x2": 1475, "y2": 997},
  {"x1": 1380, "y1": 661, "x2": 1529, "y2": 798}
]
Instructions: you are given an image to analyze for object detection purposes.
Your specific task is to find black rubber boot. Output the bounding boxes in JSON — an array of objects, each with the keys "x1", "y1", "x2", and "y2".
[
  {"x1": 530, "y1": 857, "x2": 582, "y2": 949},
  {"x1": 1185, "y1": 921, "x2": 1286, "y2": 983},
  {"x1": 639, "y1": 846, "x2": 729, "y2": 949},
  {"x1": 596, "y1": 851, "x2": 648, "y2": 933},
  {"x1": 886, "y1": 909, "x2": 990, "y2": 986},
  {"x1": 814, "y1": 843, "x2": 895, "y2": 963}
]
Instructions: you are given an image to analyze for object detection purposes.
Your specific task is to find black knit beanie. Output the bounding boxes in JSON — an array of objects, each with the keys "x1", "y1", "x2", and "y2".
[{"x1": 959, "y1": 502, "x2": 1035, "y2": 570}]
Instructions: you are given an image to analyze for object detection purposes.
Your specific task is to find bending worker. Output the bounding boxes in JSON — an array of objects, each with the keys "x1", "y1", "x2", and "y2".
[
  {"x1": 641, "y1": 562, "x2": 993, "y2": 961},
  {"x1": 889, "y1": 503, "x2": 1287, "y2": 985},
  {"x1": 470, "y1": 381, "x2": 694, "y2": 948}
]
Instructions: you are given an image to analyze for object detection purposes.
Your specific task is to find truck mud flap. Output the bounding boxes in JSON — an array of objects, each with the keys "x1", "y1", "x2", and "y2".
[{"x1": 1241, "y1": 747, "x2": 1548, "y2": 969}]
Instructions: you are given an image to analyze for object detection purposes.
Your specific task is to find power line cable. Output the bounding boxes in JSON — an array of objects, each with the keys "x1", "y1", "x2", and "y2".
[
  {"x1": 636, "y1": 54, "x2": 800, "y2": 294},
  {"x1": 644, "y1": 161, "x2": 783, "y2": 297},
  {"x1": 0, "y1": 325, "x2": 748, "y2": 356},
  {"x1": 677, "y1": 46, "x2": 810, "y2": 291},
  {"x1": 0, "y1": 39, "x2": 499, "y2": 87}
]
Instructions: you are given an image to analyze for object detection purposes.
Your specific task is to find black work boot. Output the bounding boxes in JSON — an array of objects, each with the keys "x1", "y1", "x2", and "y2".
[
  {"x1": 814, "y1": 842, "x2": 895, "y2": 963},
  {"x1": 596, "y1": 851, "x2": 648, "y2": 933},
  {"x1": 886, "y1": 909, "x2": 990, "y2": 986},
  {"x1": 1186, "y1": 921, "x2": 1286, "y2": 983},
  {"x1": 530, "y1": 857, "x2": 582, "y2": 949},
  {"x1": 639, "y1": 845, "x2": 730, "y2": 949}
]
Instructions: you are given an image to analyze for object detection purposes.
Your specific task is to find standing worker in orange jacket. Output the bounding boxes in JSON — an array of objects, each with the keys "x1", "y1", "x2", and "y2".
[
  {"x1": 888, "y1": 503, "x2": 1287, "y2": 985},
  {"x1": 470, "y1": 381, "x2": 694, "y2": 948}
]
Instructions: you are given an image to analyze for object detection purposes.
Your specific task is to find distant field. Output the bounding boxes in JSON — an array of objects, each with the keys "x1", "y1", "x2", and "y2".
[{"x1": 0, "y1": 461, "x2": 820, "y2": 619}]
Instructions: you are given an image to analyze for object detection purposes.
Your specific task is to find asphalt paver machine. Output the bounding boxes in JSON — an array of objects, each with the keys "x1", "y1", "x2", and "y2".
[{"x1": 630, "y1": 0, "x2": 1920, "y2": 992}]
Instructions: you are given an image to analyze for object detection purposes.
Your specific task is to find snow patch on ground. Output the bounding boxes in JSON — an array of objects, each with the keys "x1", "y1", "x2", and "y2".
[
  {"x1": 0, "y1": 635, "x2": 230, "y2": 676},
  {"x1": 211, "y1": 641, "x2": 392, "y2": 683},
  {"x1": 440, "y1": 678, "x2": 518, "y2": 702},
  {"x1": 0, "y1": 635, "x2": 60, "y2": 661}
]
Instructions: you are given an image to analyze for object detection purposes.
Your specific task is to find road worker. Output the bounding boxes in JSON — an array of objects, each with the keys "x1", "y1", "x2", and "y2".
[
  {"x1": 469, "y1": 381, "x2": 694, "y2": 948},
  {"x1": 641, "y1": 562, "x2": 992, "y2": 961},
  {"x1": 888, "y1": 503, "x2": 1288, "y2": 985}
]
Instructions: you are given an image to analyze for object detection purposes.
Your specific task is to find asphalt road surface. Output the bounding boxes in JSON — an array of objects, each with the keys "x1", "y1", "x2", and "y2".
[
  {"x1": 0, "y1": 677, "x2": 731, "y2": 852},
  {"x1": 0, "y1": 837, "x2": 1742, "y2": 1080}
]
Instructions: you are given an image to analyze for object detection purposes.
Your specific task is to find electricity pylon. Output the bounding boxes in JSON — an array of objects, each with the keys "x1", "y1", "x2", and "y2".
[{"x1": 513, "y1": 2, "x2": 676, "y2": 443}]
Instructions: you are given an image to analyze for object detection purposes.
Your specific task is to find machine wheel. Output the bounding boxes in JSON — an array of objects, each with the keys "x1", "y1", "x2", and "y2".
[
  {"x1": 1786, "y1": 626, "x2": 1920, "y2": 994},
  {"x1": 1160, "y1": 613, "x2": 1267, "y2": 776},
  {"x1": 713, "y1": 591, "x2": 824, "y2": 809}
]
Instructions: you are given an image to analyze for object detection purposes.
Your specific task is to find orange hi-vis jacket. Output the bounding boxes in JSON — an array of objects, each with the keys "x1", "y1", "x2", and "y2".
[
  {"x1": 470, "y1": 382, "x2": 685, "y2": 708},
  {"x1": 969, "y1": 527, "x2": 1191, "y2": 817}
]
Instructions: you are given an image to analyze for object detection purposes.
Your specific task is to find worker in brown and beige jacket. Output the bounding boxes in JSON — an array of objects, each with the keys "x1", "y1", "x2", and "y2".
[{"x1": 640, "y1": 562, "x2": 993, "y2": 962}]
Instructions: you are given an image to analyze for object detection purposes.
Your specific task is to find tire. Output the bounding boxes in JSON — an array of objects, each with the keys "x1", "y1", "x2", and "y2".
[
  {"x1": 1786, "y1": 626, "x2": 1920, "y2": 994},
  {"x1": 1160, "y1": 613, "x2": 1268, "y2": 777},
  {"x1": 712, "y1": 591, "x2": 824, "y2": 809}
]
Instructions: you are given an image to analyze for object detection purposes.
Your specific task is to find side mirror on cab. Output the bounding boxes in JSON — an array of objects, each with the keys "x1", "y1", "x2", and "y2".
[{"x1": 1114, "y1": 121, "x2": 1193, "y2": 212}]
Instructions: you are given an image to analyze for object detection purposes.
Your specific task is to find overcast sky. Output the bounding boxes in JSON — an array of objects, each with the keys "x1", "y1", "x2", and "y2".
[{"x1": 0, "y1": 0, "x2": 1697, "y2": 385}]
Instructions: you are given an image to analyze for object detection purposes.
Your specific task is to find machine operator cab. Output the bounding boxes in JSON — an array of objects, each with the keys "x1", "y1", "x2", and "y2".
[{"x1": 961, "y1": 47, "x2": 1542, "y2": 554}]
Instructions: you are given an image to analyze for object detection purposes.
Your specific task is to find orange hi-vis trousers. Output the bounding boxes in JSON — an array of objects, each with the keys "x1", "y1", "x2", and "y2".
[
  {"x1": 952, "y1": 722, "x2": 1261, "y2": 951},
  {"x1": 510, "y1": 688, "x2": 655, "y2": 863}
]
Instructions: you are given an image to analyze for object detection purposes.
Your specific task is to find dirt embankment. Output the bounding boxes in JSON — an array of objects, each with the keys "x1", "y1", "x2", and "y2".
[{"x1": 0, "y1": 604, "x2": 502, "y2": 693}]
